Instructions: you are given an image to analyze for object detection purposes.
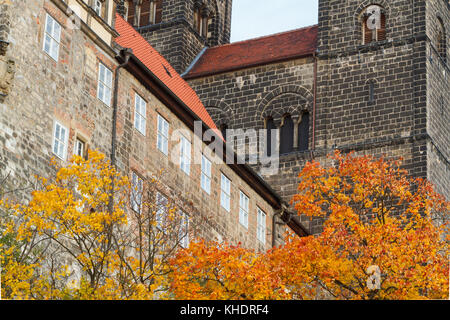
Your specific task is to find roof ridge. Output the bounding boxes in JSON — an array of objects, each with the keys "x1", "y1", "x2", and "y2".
[{"x1": 209, "y1": 24, "x2": 319, "y2": 50}]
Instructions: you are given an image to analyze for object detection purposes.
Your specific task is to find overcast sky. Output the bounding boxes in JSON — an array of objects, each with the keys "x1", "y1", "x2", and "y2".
[{"x1": 230, "y1": 0, "x2": 319, "y2": 43}]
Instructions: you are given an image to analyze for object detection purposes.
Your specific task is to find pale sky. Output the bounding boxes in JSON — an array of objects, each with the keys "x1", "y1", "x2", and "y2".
[{"x1": 230, "y1": 0, "x2": 319, "y2": 43}]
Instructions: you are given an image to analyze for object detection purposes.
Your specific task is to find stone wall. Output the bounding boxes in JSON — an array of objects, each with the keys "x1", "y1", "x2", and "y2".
[{"x1": 0, "y1": 0, "x2": 277, "y2": 251}]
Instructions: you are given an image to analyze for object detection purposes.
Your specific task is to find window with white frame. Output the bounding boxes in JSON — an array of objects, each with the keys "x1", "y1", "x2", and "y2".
[
  {"x1": 74, "y1": 138, "x2": 86, "y2": 158},
  {"x1": 179, "y1": 210, "x2": 189, "y2": 248},
  {"x1": 239, "y1": 191, "x2": 249, "y2": 228},
  {"x1": 131, "y1": 172, "x2": 143, "y2": 213},
  {"x1": 257, "y1": 207, "x2": 266, "y2": 244},
  {"x1": 157, "y1": 114, "x2": 169, "y2": 155},
  {"x1": 52, "y1": 121, "x2": 68, "y2": 160},
  {"x1": 97, "y1": 63, "x2": 112, "y2": 106},
  {"x1": 134, "y1": 93, "x2": 147, "y2": 135},
  {"x1": 43, "y1": 13, "x2": 61, "y2": 61},
  {"x1": 201, "y1": 155, "x2": 211, "y2": 194},
  {"x1": 156, "y1": 192, "x2": 168, "y2": 229},
  {"x1": 220, "y1": 173, "x2": 231, "y2": 212},
  {"x1": 180, "y1": 136, "x2": 191, "y2": 175},
  {"x1": 93, "y1": 0, "x2": 102, "y2": 16}
]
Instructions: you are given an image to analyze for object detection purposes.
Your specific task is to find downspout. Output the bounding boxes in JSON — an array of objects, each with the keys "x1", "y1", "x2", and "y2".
[
  {"x1": 312, "y1": 51, "x2": 318, "y2": 154},
  {"x1": 110, "y1": 48, "x2": 133, "y2": 168},
  {"x1": 108, "y1": 48, "x2": 132, "y2": 215}
]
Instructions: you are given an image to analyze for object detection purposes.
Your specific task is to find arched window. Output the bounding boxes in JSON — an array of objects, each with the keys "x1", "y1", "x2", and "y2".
[
  {"x1": 220, "y1": 123, "x2": 228, "y2": 139},
  {"x1": 194, "y1": 5, "x2": 211, "y2": 38},
  {"x1": 265, "y1": 118, "x2": 276, "y2": 157},
  {"x1": 297, "y1": 112, "x2": 310, "y2": 152},
  {"x1": 362, "y1": 5, "x2": 386, "y2": 44},
  {"x1": 437, "y1": 17, "x2": 447, "y2": 62},
  {"x1": 280, "y1": 115, "x2": 294, "y2": 155}
]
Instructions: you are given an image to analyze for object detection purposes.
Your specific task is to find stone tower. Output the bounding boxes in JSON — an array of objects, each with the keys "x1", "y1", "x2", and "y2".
[
  {"x1": 118, "y1": 0, "x2": 233, "y2": 74},
  {"x1": 315, "y1": 0, "x2": 449, "y2": 199}
]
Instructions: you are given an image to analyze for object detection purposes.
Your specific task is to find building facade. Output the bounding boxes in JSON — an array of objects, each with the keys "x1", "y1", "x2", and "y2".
[
  {"x1": 121, "y1": 0, "x2": 448, "y2": 234},
  {"x1": 0, "y1": 0, "x2": 308, "y2": 252}
]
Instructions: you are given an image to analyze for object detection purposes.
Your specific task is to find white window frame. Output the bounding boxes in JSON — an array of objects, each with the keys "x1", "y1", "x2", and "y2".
[
  {"x1": 52, "y1": 121, "x2": 69, "y2": 160},
  {"x1": 97, "y1": 62, "x2": 113, "y2": 107},
  {"x1": 43, "y1": 13, "x2": 61, "y2": 61},
  {"x1": 134, "y1": 93, "x2": 147, "y2": 136},
  {"x1": 74, "y1": 138, "x2": 86, "y2": 158},
  {"x1": 157, "y1": 114, "x2": 169, "y2": 155},
  {"x1": 257, "y1": 207, "x2": 266, "y2": 244},
  {"x1": 131, "y1": 172, "x2": 143, "y2": 213},
  {"x1": 239, "y1": 191, "x2": 249, "y2": 229},
  {"x1": 179, "y1": 210, "x2": 189, "y2": 248},
  {"x1": 201, "y1": 154, "x2": 211, "y2": 194},
  {"x1": 156, "y1": 192, "x2": 168, "y2": 229},
  {"x1": 180, "y1": 135, "x2": 191, "y2": 175},
  {"x1": 220, "y1": 173, "x2": 231, "y2": 212},
  {"x1": 93, "y1": 0, "x2": 102, "y2": 16}
]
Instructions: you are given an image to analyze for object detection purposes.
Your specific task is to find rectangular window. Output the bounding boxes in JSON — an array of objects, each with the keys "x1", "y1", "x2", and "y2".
[
  {"x1": 134, "y1": 93, "x2": 147, "y2": 135},
  {"x1": 52, "y1": 121, "x2": 68, "y2": 160},
  {"x1": 74, "y1": 138, "x2": 86, "y2": 158},
  {"x1": 180, "y1": 136, "x2": 191, "y2": 175},
  {"x1": 220, "y1": 173, "x2": 231, "y2": 212},
  {"x1": 179, "y1": 210, "x2": 189, "y2": 249},
  {"x1": 93, "y1": 0, "x2": 102, "y2": 16},
  {"x1": 201, "y1": 155, "x2": 211, "y2": 194},
  {"x1": 257, "y1": 207, "x2": 266, "y2": 244},
  {"x1": 97, "y1": 63, "x2": 112, "y2": 106},
  {"x1": 43, "y1": 13, "x2": 61, "y2": 61},
  {"x1": 131, "y1": 172, "x2": 143, "y2": 213},
  {"x1": 157, "y1": 114, "x2": 169, "y2": 155},
  {"x1": 239, "y1": 191, "x2": 249, "y2": 228},
  {"x1": 156, "y1": 192, "x2": 168, "y2": 229}
]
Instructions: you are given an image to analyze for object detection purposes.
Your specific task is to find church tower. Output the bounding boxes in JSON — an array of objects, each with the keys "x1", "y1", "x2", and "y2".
[
  {"x1": 315, "y1": 0, "x2": 449, "y2": 199},
  {"x1": 118, "y1": 0, "x2": 233, "y2": 74}
]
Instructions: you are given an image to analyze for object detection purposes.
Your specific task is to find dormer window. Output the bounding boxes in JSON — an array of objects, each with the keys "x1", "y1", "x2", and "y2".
[
  {"x1": 362, "y1": 5, "x2": 386, "y2": 44},
  {"x1": 93, "y1": 0, "x2": 102, "y2": 16}
]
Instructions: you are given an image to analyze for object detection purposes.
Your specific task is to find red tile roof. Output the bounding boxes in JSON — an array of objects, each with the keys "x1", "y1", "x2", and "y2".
[
  {"x1": 184, "y1": 25, "x2": 318, "y2": 79},
  {"x1": 114, "y1": 14, "x2": 219, "y2": 132}
]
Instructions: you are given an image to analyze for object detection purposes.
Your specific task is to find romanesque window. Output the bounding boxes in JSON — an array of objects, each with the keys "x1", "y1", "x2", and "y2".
[
  {"x1": 239, "y1": 191, "x2": 249, "y2": 229},
  {"x1": 194, "y1": 5, "x2": 211, "y2": 38},
  {"x1": 134, "y1": 92, "x2": 147, "y2": 136},
  {"x1": 43, "y1": 13, "x2": 61, "y2": 62},
  {"x1": 362, "y1": 5, "x2": 386, "y2": 44},
  {"x1": 265, "y1": 118, "x2": 276, "y2": 156},
  {"x1": 140, "y1": 0, "x2": 163, "y2": 26},
  {"x1": 297, "y1": 112, "x2": 310, "y2": 152},
  {"x1": 280, "y1": 115, "x2": 294, "y2": 155},
  {"x1": 52, "y1": 121, "x2": 68, "y2": 160},
  {"x1": 437, "y1": 17, "x2": 447, "y2": 62},
  {"x1": 97, "y1": 63, "x2": 112, "y2": 106},
  {"x1": 257, "y1": 207, "x2": 266, "y2": 244}
]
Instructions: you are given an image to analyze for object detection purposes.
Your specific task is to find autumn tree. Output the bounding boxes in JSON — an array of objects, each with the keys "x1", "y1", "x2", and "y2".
[
  {"x1": 169, "y1": 152, "x2": 449, "y2": 300},
  {"x1": 0, "y1": 150, "x2": 192, "y2": 300}
]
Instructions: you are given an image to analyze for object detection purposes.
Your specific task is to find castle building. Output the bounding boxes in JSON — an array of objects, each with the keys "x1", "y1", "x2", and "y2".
[
  {"x1": 0, "y1": 0, "x2": 308, "y2": 252},
  {"x1": 120, "y1": 0, "x2": 448, "y2": 234},
  {"x1": 0, "y1": 0, "x2": 448, "y2": 241}
]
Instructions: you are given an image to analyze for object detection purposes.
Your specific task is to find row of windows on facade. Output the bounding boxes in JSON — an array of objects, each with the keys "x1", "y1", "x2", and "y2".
[
  {"x1": 45, "y1": 13, "x2": 267, "y2": 246},
  {"x1": 362, "y1": 4, "x2": 447, "y2": 63},
  {"x1": 124, "y1": 0, "x2": 212, "y2": 38}
]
